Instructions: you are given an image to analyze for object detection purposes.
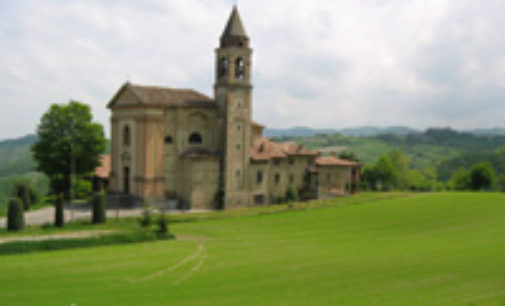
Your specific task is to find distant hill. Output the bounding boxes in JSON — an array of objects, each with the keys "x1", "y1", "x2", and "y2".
[
  {"x1": 264, "y1": 126, "x2": 505, "y2": 138},
  {"x1": 264, "y1": 126, "x2": 419, "y2": 138},
  {"x1": 0, "y1": 134, "x2": 38, "y2": 177}
]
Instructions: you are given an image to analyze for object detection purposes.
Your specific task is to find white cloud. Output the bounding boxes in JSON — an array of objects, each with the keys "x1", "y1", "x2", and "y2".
[{"x1": 1, "y1": 0, "x2": 505, "y2": 139}]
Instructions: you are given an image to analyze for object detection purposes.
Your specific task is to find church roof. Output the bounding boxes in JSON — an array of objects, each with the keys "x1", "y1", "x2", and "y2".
[
  {"x1": 221, "y1": 6, "x2": 248, "y2": 39},
  {"x1": 108, "y1": 82, "x2": 215, "y2": 108}
]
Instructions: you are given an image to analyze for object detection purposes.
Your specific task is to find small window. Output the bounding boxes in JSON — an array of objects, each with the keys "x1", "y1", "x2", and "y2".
[
  {"x1": 123, "y1": 126, "x2": 130, "y2": 147},
  {"x1": 289, "y1": 174, "x2": 294, "y2": 184},
  {"x1": 257, "y1": 171, "x2": 263, "y2": 184},
  {"x1": 236, "y1": 170, "x2": 241, "y2": 177},
  {"x1": 274, "y1": 159, "x2": 281, "y2": 166},
  {"x1": 235, "y1": 57, "x2": 245, "y2": 79},
  {"x1": 219, "y1": 57, "x2": 228, "y2": 78},
  {"x1": 275, "y1": 173, "x2": 280, "y2": 185},
  {"x1": 237, "y1": 124, "x2": 241, "y2": 131},
  {"x1": 189, "y1": 132, "x2": 202, "y2": 144},
  {"x1": 288, "y1": 158, "x2": 294, "y2": 165},
  {"x1": 164, "y1": 136, "x2": 173, "y2": 144},
  {"x1": 237, "y1": 144, "x2": 241, "y2": 150}
]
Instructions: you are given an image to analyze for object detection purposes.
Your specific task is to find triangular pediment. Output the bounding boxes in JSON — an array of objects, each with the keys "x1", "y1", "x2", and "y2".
[{"x1": 107, "y1": 82, "x2": 142, "y2": 109}]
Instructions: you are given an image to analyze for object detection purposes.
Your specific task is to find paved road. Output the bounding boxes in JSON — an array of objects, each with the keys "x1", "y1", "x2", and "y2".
[{"x1": 0, "y1": 206, "x2": 208, "y2": 228}]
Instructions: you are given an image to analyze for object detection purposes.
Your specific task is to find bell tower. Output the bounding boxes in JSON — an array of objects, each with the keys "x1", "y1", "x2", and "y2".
[{"x1": 215, "y1": 6, "x2": 253, "y2": 208}]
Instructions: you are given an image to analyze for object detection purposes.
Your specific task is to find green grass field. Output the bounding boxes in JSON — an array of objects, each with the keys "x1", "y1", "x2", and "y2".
[{"x1": 1, "y1": 193, "x2": 505, "y2": 305}]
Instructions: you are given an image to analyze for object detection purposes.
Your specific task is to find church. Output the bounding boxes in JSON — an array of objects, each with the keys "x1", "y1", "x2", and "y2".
[{"x1": 106, "y1": 6, "x2": 361, "y2": 209}]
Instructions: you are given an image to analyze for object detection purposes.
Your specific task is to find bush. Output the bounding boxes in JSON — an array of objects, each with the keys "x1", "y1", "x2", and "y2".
[
  {"x1": 54, "y1": 194, "x2": 64, "y2": 228},
  {"x1": 468, "y1": 162, "x2": 496, "y2": 190},
  {"x1": 139, "y1": 202, "x2": 153, "y2": 228},
  {"x1": 215, "y1": 186, "x2": 225, "y2": 210},
  {"x1": 92, "y1": 193, "x2": 106, "y2": 224},
  {"x1": 285, "y1": 185, "x2": 298, "y2": 203},
  {"x1": 157, "y1": 213, "x2": 169, "y2": 236},
  {"x1": 13, "y1": 183, "x2": 31, "y2": 210},
  {"x1": 7, "y1": 198, "x2": 24, "y2": 231}
]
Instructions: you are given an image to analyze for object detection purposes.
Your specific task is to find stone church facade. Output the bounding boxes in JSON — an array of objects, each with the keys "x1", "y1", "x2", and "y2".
[{"x1": 106, "y1": 7, "x2": 361, "y2": 209}]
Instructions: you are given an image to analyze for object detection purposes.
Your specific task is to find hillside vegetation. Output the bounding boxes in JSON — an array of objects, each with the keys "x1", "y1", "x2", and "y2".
[{"x1": 1, "y1": 193, "x2": 504, "y2": 305}]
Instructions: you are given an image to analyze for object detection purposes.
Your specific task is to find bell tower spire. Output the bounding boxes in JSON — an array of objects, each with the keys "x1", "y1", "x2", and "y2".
[{"x1": 214, "y1": 6, "x2": 253, "y2": 208}]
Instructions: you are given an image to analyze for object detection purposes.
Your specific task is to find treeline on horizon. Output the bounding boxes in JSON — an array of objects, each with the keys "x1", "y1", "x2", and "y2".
[{"x1": 1, "y1": 127, "x2": 505, "y2": 213}]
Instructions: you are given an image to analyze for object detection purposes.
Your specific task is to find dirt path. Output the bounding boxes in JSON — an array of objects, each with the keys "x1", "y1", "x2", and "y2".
[
  {"x1": 0, "y1": 207, "x2": 211, "y2": 228},
  {"x1": 0, "y1": 230, "x2": 117, "y2": 244}
]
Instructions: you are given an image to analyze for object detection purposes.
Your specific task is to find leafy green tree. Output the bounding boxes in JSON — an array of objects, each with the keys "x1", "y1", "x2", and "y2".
[
  {"x1": 449, "y1": 167, "x2": 470, "y2": 190},
  {"x1": 498, "y1": 174, "x2": 505, "y2": 192},
  {"x1": 32, "y1": 101, "x2": 106, "y2": 196},
  {"x1": 338, "y1": 151, "x2": 359, "y2": 162},
  {"x1": 388, "y1": 150, "x2": 411, "y2": 189},
  {"x1": 468, "y1": 162, "x2": 496, "y2": 190}
]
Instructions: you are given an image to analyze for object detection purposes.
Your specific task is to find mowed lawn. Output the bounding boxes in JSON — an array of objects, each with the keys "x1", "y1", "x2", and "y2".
[{"x1": 1, "y1": 193, "x2": 505, "y2": 305}]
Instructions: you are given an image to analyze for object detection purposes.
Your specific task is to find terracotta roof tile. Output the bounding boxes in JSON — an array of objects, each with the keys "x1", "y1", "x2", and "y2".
[
  {"x1": 94, "y1": 154, "x2": 110, "y2": 178},
  {"x1": 250, "y1": 138, "x2": 318, "y2": 161},
  {"x1": 109, "y1": 83, "x2": 215, "y2": 108},
  {"x1": 315, "y1": 156, "x2": 361, "y2": 167}
]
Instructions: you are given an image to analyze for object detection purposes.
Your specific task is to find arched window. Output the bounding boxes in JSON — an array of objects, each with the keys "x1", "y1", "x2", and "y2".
[
  {"x1": 235, "y1": 57, "x2": 245, "y2": 79},
  {"x1": 123, "y1": 126, "x2": 130, "y2": 147},
  {"x1": 188, "y1": 132, "x2": 202, "y2": 144},
  {"x1": 164, "y1": 135, "x2": 173, "y2": 144},
  {"x1": 219, "y1": 57, "x2": 228, "y2": 78}
]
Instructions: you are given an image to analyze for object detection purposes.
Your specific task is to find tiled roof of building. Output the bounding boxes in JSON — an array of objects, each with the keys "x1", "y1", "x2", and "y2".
[
  {"x1": 109, "y1": 82, "x2": 215, "y2": 108},
  {"x1": 315, "y1": 156, "x2": 361, "y2": 167},
  {"x1": 250, "y1": 137, "x2": 318, "y2": 161},
  {"x1": 94, "y1": 154, "x2": 111, "y2": 178}
]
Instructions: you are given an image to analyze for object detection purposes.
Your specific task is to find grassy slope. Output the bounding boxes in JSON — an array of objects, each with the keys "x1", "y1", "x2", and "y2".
[{"x1": 1, "y1": 193, "x2": 505, "y2": 305}]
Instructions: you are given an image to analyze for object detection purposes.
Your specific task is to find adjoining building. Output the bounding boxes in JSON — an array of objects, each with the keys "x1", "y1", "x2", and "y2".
[{"x1": 104, "y1": 6, "x2": 361, "y2": 209}]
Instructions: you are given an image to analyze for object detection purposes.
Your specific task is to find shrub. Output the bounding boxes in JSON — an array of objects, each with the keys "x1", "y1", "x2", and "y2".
[
  {"x1": 215, "y1": 186, "x2": 225, "y2": 210},
  {"x1": 139, "y1": 202, "x2": 153, "y2": 228},
  {"x1": 13, "y1": 183, "x2": 31, "y2": 210},
  {"x1": 54, "y1": 194, "x2": 64, "y2": 228},
  {"x1": 285, "y1": 185, "x2": 298, "y2": 203},
  {"x1": 7, "y1": 198, "x2": 24, "y2": 231},
  {"x1": 157, "y1": 213, "x2": 169, "y2": 236},
  {"x1": 468, "y1": 162, "x2": 497, "y2": 190},
  {"x1": 92, "y1": 193, "x2": 106, "y2": 224}
]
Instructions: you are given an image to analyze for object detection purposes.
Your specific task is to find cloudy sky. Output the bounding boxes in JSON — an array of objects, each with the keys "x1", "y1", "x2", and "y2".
[{"x1": 1, "y1": 0, "x2": 505, "y2": 140}]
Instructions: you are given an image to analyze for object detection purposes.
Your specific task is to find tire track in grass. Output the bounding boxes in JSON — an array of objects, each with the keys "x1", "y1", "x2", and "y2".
[
  {"x1": 172, "y1": 251, "x2": 207, "y2": 285},
  {"x1": 131, "y1": 235, "x2": 207, "y2": 284}
]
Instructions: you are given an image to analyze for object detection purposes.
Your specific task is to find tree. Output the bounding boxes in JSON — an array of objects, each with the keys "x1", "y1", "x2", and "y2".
[
  {"x1": 468, "y1": 162, "x2": 496, "y2": 190},
  {"x1": 32, "y1": 101, "x2": 106, "y2": 196},
  {"x1": 498, "y1": 174, "x2": 505, "y2": 192},
  {"x1": 338, "y1": 151, "x2": 359, "y2": 162},
  {"x1": 7, "y1": 198, "x2": 24, "y2": 231},
  {"x1": 449, "y1": 167, "x2": 470, "y2": 190}
]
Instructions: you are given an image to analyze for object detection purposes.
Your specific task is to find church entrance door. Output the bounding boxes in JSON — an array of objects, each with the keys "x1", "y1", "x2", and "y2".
[{"x1": 123, "y1": 166, "x2": 130, "y2": 194}]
